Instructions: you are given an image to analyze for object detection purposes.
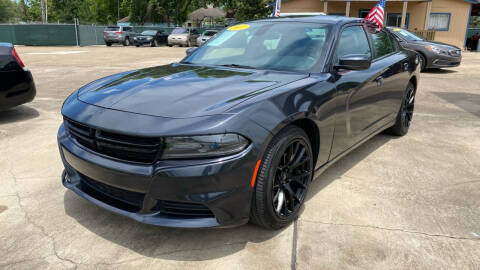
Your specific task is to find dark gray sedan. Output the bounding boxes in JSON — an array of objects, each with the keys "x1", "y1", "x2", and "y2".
[
  {"x1": 387, "y1": 27, "x2": 461, "y2": 71},
  {"x1": 58, "y1": 17, "x2": 420, "y2": 229}
]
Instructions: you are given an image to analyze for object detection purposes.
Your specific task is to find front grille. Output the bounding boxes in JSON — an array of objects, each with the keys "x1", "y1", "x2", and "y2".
[
  {"x1": 154, "y1": 201, "x2": 214, "y2": 218},
  {"x1": 79, "y1": 174, "x2": 145, "y2": 212},
  {"x1": 65, "y1": 119, "x2": 162, "y2": 164}
]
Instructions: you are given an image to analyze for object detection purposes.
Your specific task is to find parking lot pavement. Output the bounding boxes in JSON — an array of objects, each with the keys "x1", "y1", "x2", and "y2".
[{"x1": 1, "y1": 46, "x2": 479, "y2": 269}]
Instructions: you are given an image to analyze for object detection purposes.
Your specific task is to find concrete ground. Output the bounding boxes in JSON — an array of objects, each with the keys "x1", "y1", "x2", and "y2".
[{"x1": 1, "y1": 45, "x2": 479, "y2": 270}]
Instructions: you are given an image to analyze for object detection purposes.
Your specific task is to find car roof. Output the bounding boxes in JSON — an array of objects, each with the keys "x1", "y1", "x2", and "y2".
[{"x1": 255, "y1": 15, "x2": 363, "y2": 25}]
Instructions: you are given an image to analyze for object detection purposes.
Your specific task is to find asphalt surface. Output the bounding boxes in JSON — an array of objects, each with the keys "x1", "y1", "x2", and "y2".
[{"x1": 1, "y1": 46, "x2": 479, "y2": 269}]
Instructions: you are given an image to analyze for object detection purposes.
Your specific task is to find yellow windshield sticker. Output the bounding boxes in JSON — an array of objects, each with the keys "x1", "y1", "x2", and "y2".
[
  {"x1": 228, "y1": 24, "x2": 250, "y2": 31},
  {"x1": 393, "y1": 28, "x2": 401, "y2": 32}
]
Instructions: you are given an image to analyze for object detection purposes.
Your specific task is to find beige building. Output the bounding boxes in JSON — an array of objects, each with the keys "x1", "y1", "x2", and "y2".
[{"x1": 282, "y1": 0, "x2": 478, "y2": 49}]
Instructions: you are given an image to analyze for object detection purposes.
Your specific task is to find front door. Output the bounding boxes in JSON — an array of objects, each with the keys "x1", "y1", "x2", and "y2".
[{"x1": 329, "y1": 25, "x2": 385, "y2": 158}]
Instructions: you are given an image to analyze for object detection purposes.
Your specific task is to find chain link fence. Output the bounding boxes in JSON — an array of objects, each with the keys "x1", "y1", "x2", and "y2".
[{"x1": 0, "y1": 23, "x2": 224, "y2": 46}]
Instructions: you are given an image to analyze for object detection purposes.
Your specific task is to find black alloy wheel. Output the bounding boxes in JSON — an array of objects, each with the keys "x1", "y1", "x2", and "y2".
[
  {"x1": 418, "y1": 53, "x2": 426, "y2": 71},
  {"x1": 402, "y1": 86, "x2": 415, "y2": 129},
  {"x1": 250, "y1": 126, "x2": 313, "y2": 229},
  {"x1": 272, "y1": 139, "x2": 311, "y2": 218},
  {"x1": 385, "y1": 82, "x2": 416, "y2": 136}
]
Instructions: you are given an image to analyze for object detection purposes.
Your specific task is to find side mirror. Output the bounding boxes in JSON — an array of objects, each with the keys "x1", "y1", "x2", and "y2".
[
  {"x1": 186, "y1": 47, "x2": 197, "y2": 55},
  {"x1": 335, "y1": 54, "x2": 371, "y2": 71}
]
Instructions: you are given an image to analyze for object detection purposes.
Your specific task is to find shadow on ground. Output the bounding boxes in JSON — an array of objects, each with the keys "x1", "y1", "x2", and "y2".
[
  {"x1": 423, "y1": 69, "x2": 457, "y2": 74},
  {"x1": 64, "y1": 190, "x2": 284, "y2": 261},
  {"x1": 0, "y1": 105, "x2": 39, "y2": 125},
  {"x1": 62, "y1": 133, "x2": 394, "y2": 262},
  {"x1": 433, "y1": 92, "x2": 480, "y2": 118},
  {"x1": 307, "y1": 134, "x2": 393, "y2": 201}
]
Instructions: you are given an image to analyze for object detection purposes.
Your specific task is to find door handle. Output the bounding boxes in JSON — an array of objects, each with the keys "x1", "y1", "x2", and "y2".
[{"x1": 375, "y1": 76, "x2": 383, "y2": 86}]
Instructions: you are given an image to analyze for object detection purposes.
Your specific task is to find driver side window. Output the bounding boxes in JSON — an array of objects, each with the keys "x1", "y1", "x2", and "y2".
[{"x1": 335, "y1": 26, "x2": 371, "y2": 62}]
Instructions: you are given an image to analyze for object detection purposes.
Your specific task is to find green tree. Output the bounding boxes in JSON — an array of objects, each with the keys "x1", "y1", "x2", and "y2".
[
  {"x1": 49, "y1": 0, "x2": 94, "y2": 23},
  {"x1": 231, "y1": 0, "x2": 270, "y2": 21},
  {"x1": 0, "y1": 0, "x2": 17, "y2": 23}
]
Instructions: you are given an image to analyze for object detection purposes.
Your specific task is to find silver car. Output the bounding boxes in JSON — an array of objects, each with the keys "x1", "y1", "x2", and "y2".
[
  {"x1": 168, "y1": 28, "x2": 200, "y2": 47},
  {"x1": 103, "y1": 26, "x2": 137, "y2": 46},
  {"x1": 196, "y1": 30, "x2": 218, "y2": 47}
]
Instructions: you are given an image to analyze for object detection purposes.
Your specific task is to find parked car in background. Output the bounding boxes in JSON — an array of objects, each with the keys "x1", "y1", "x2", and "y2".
[
  {"x1": 0, "y1": 43, "x2": 36, "y2": 111},
  {"x1": 387, "y1": 27, "x2": 461, "y2": 71},
  {"x1": 134, "y1": 30, "x2": 168, "y2": 47},
  {"x1": 58, "y1": 16, "x2": 420, "y2": 230},
  {"x1": 167, "y1": 27, "x2": 200, "y2": 47},
  {"x1": 103, "y1": 26, "x2": 137, "y2": 46},
  {"x1": 196, "y1": 30, "x2": 218, "y2": 46}
]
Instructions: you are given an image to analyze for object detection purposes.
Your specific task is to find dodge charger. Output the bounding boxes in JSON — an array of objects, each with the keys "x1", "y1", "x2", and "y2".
[{"x1": 58, "y1": 16, "x2": 419, "y2": 229}]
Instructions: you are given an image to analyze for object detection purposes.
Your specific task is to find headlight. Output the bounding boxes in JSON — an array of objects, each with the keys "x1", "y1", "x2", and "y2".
[
  {"x1": 161, "y1": 134, "x2": 249, "y2": 159},
  {"x1": 426, "y1": 45, "x2": 448, "y2": 55}
]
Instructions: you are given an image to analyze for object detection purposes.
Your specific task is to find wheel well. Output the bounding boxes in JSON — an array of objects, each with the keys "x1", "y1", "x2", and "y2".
[
  {"x1": 291, "y1": 119, "x2": 319, "y2": 166},
  {"x1": 409, "y1": 76, "x2": 417, "y2": 90},
  {"x1": 416, "y1": 50, "x2": 426, "y2": 60}
]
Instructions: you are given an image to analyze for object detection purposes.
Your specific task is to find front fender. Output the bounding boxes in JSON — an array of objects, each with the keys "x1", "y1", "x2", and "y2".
[{"x1": 227, "y1": 75, "x2": 337, "y2": 168}]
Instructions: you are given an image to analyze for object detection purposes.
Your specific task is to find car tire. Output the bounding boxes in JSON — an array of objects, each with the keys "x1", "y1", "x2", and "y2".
[
  {"x1": 385, "y1": 81, "x2": 416, "y2": 136},
  {"x1": 135, "y1": 45, "x2": 140, "y2": 47},
  {"x1": 106, "y1": 43, "x2": 112, "y2": 47},
  {"x1": 152, "y1": 40, "x2": 158, "y2": 47},
  {"x1": 168, "y1": 44, "x2": 173, "y2": 47},
  {"x1": 418, "y1": 53, "x2": 426, "y2": 72},
  {"x1": 250, "y1": 125, "x2": 314, "y2": 230},
  {"x1": 123, "y1": 38, "x2": 130, "y2": 46}
]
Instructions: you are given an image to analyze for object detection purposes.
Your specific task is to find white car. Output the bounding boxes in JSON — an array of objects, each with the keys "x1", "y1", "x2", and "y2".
[{"x1": 196, "y1": 30, "x2": 219, "y2": 47}]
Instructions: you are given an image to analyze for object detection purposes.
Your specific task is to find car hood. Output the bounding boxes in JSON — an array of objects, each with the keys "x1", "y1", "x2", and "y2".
[
  {"x1": 77, "y1": 64, "x2": 308, "y2": 118},
  {"x1": 409, "y1": 40, "x2": 460, "y2": 50}
]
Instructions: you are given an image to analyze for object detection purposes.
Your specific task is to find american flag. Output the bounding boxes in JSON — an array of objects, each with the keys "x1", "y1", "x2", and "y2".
[
  {"x1": 272, "y1": 0, "x2": 281, "y2": 17},
  {"x1": 365, "y1": 0, "x2": 386, "y2": 30}
]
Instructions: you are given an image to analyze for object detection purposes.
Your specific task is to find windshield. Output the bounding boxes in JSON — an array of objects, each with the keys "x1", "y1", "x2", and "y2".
[
  {"x1": 203, "y1": 31, "x2": 218, "y2": 37},
  {"x1": 141, "y1": 30, "x2": 157, "y2": 35},
  {"x1": 392, "y1": 28, "x2": 424, "y2": 41},
  {"x1": 172, "y1": 28, "x2": 187, "y2": 34},
  {"x1": 183, "y1": 22, "x2": 331, "y2": 72}
]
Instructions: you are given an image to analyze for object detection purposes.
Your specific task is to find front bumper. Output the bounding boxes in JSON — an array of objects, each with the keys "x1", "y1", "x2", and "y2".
[
  {"x1": 134, "y1": 39, "x2": 153, "y2": 45},
  {"x1": 168, "y1": 39, "x2": 188, "y2": 46},
  {"x1": 58, "y1": 123, "x2": 256, "y2": 228},
  {"x1": 427, "y1": 54, "x2": 461, "y2": 68}
]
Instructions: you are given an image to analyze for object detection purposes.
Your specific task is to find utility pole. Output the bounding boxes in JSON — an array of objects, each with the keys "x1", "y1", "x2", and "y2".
[
  {"x1": 41, "y1": 0, "x2": 45, "y2": 23},
  {"x1": 40, "y1": 0, "x2": 48, "y2": 23}
]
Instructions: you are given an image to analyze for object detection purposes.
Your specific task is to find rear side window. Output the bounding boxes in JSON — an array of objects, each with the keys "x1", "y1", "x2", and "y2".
[
  {"x1": 371, "y1": 31, "x2": 397, "y2": 59},
  {"x1": 335, "y1": 26, "x2": 371, "y2": 62},
  {"x1": 105, "y1": 27, "x2": 119, "y2": 31}
]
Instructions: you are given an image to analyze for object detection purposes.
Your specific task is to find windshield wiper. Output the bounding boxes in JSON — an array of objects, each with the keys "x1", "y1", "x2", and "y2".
[{"x1": 218, "y1": 64, "x2": 257, "y2": 70}]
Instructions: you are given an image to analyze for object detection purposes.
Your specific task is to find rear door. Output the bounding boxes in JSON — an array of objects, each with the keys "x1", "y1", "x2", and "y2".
[{"x1": 367, "y1": 30, "x2": 410, "y2": 127}]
